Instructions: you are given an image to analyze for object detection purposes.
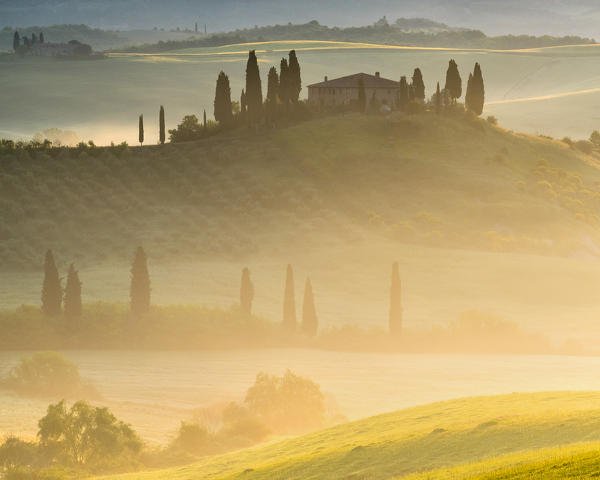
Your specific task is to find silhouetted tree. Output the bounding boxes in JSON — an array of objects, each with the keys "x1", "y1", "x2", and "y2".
[
  {"x1": 159, "y1": 105, "x2": 165, "y2": 144},
  {"x1": 288, "y1": 50, "x2": 301, "y2": 103},
  {"x1": 389, "y1": 262, "x2": 402, "y2": 337},
  {"x1": 434, "y1": 82, "x2": 442, "y2": 114},
  {"x1": 266, "y1": 66, "x2": 279, "y2": 125},
  {"x1": 12, "y1": 31, "x2": 20, "y2": 51},
  {"x1": 64, "y1": 264, "x2": 82, "y2": 324},
  {"x1": 301, "y1": 277, "x2": 318, "y2": 337},
  {"x1": 130, "y1": 247, "x2": 150, "y2": 317},
  {"x1": 138, "y1": 115, "x2": 144, "y2": 145},
  {"x1": 279, "y1": 58, "x2": 290, "y2": 108},
  {"x1": 283, "y1": 264, "x2": 296, "y2": 331},
  {"x1": 23, "y1": 36, "x2": 30, "y2": 48},
  {"x1": 399, "y1": 76, "x2": 409, "y2": 111},
  {"x1": 358, "y1": 78, "x2": 366, "y2": 113},
  {"x1": 41, "y1": 250, "x2": 62, "y2": 316},
  {"x1": 245, "y1": 50, "x2": 263, "y2": 126},
  {"x1": 465, "y1": 62, "x2": 485, "y2": 115},
  {"x1": 240, "y1": 89, "x2": 247, "y2": 120},
  {"x1": 240, "y1": 267, "x2": 254, "y2": 318},
  {"x1": 31, "y1": 33, "x2": 37, "y2": 45},
  {"x1": 412, "y1": 68, "x2": 425, "y2": 102},
  {"x1": 445, "y1": 59, "x2": 462, "y2": 103},
  {"x1": 39, "y1": 32, "x2": 44, "y2": 43},
  {"x1": 214, "y1": 71, "x2": 233, "y2": 125}
]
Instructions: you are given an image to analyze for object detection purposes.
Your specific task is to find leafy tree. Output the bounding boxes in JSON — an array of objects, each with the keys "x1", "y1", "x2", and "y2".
[
  {"x1": 411, "y1": 67, "x2": 425, "y2": 101},
  {"x1": 445, "y1": 59, "x2": 462, "y2": 102},
  {"x1": 214, "y1": 71, "x2": 233, "y2": 125},
  {"x1": 64, "y1": 264, "x2": 82, "y2": 324},
  {"x1": 240, "y1": 267, "x2": 254, "y2": 318},
  {"x1": 138, "y1": 114, "x2": 144, "y2": 146},
  {"x1": 12, "y1": 31, "x2": 20, "y2": 51},
  {"x1": 0, "y1": 436, "x2": 36, "y2": 470},
  {"x1": 39, "y1": 32, "x2": 44, "y2": 43},
  {"x1": 590, "y1": 130, "x2": 600, "y2": 147},
  {"x1": 357, "y1": 78, "x2": 366, "y2": 113},
  {"x1": 466, "y1": 62, "x2": 485, "y2": 115},
  {"x1": 41, "y1": 250, "x2": 61, "y2": 316},
  {"x1": 266, "y1": 66, "x2": 280, "y2": 125},
  {"x1": 398, "y1": 76, "x2": 409, "y2": 111},
  {"x1": 288, "y1": 50, "x2": 301, "y2": 103},
  {"x1": 301, "y1": 277, "x2": 318, "y2": 337},
  {"x1": 389, "y1": 262, "x2": 402, "y2": 337},
  {"x1": 279, "y1": 57, "x2": 290, "y2": 108},
  {"x1": 130, "y1": 246, "x2": 150, "y2": 317},
  {"x1": 37, "y1": 400, "x2": 142, "y2": 467},
  {"x1": 245, "y1": 50, "x2": 263, "y2": 126},
  {"x1": 168, "y1": 115, "x2": 202, "y2": 142},
  {"x1": 282, "y1": 264, "x2": 296, "y2": 331},
  {"x1": 159, "y1": 105, "x2": 165, "y2": 144}
]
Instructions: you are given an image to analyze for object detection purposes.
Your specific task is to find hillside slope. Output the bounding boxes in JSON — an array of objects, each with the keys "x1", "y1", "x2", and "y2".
[{"x1": 96, "y1": 391, "x2": 600, "y2": 480}]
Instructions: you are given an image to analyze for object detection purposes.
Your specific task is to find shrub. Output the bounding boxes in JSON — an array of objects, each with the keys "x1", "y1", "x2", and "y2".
[
  {"x1": 574, "y1": 140, "x2": 593, "y2": 155},
  {"x1": 486, "y1": 115, "x2": 498, "y2": 125},
  {"x1": 0, "y1": 436, "x2": 37, "y2": 470},
  {"x1": 170, "y1": 422, "x2": 212, "y2": 456},
  {"x1": 561, "y1": 136, "x2": 573, "y2": 146},
  {"x1": 590, "y1": 130, "x2": 600, "y2": 147}
]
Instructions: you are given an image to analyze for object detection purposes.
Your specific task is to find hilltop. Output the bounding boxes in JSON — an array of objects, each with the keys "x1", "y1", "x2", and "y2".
[{"x1": 96, "y1": 391, "x2": 600, "y2": 480}]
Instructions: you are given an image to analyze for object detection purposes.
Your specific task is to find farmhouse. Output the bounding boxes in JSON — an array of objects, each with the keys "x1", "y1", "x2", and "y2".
[
  {"x1": 30, "y1": 40, "x2": 92, "y2": 57},
  {"x1": 307, "y1": 72, "x2": 400, "y2": 108}
]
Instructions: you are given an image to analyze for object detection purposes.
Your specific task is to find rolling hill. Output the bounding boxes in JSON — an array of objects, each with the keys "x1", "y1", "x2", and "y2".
[{"x1": 95, "y1": 391, "x2": 600, "y2": 480}]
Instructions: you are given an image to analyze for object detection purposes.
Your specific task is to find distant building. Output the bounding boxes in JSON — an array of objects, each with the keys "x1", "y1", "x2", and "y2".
[
  {"x1": 307, "y1": 72, "x2": 400, "y2": 108},
  {"x1": 30, "y1": 40, "x2": 92, "y2": 57}
]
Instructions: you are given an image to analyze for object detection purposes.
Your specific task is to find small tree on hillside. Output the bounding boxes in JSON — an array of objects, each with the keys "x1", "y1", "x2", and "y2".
[
  {"x1": 64, "y1": 264, "x2": 82, "y2": 325},
  {"x1": 279, "y1": 58, "x2": 290, "y2": 108},
  {"x1": 245, "y1": 50, "x2": 263, "y2": 126},
  {"x1": 389, "y1": 262, "x2": 402, "y2": 337},
  {"x1": 301, "y1": 277, "x2": 318, "y2": 337},
  {"x1": 288, "y1": 50, "x2": 301, "y2": 103},
  {"x1": 214, "y1": 71, "x2": 233, "y2": 126},
  {"x1": 398, "y1": 76, "x2": 409, "y2": 111},
  {"x1": 358, "y1": 78, "x2": 366, "y2": 113},
  {"x1": 138, "y1": 115, "x2": 144, "y2": 146},
  {"x1": 240, "y1": 267, "x2": 254, "y2": 318},
  {"x1": 12, "y1": 31, "x2": 20, "y2": 51},
  {"x1": 445, "y1": 59, "x2": 462, "y2": 103},
  {"x1": 283, "y1": 264, "x2": 296, "y2": 331},
  {"x1": 130, "y1": 246, "x2": 150, "y2": 317},
  {"x1": 159, "y1": 105, "x2": 165, "y2": 145},
  {"x1": 41, "y1": 250, "x2": 62, "y2": 316},
  {"x1": 411, "y1": 67, "x2": 425, "y2": 102}
]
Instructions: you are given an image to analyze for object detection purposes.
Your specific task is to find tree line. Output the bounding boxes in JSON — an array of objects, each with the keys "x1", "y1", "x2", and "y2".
[
  {"x1": 39, "y1": 249, "x2": 405, "y2": 339},
  {"x1": 12, "y1": 30, "x2": 45, "y2": 52}
]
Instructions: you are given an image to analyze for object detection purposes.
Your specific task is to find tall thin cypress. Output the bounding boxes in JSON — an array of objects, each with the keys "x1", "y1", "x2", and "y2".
[
  {"x1": 279, "y1": 58, "x2": 290, "y2": 108},
  {"x1": 470, "y1": 63, "x2": 485, "y2": 116},
  {"x1": 358, "y1": 78, "x2": 366, "y2": 113},
  {"x1": 130, "y1": 246, "x2": 150, "y2": 317},
  {"x1": 301, "y1": 277, "x2": 318, "y2": 337},
  {"x1": 399, "y1": 76, "x2": 409, "y2": 111},
  {"x1": 240, "y1": 267, "x2": 254, "y2": 318},
  {"x1": 203, "y1": 109, "x2": 207, "y2": 131},
  {"x1": 240, "y1": 89, "x2": 247, "y2": 120},
  {"x1": 282, "y1": 264, "x2": 296, "y2": 331},
  {"x1": 389, "y1": 262, "x2": 402, "y2": 337},
  {"x1": 465, "y1": 73, "x2": 474, "y2": 112},
  {"x1": 445, "y1": 59, "x2": 462, "y2": 103},
  {"x1": 288, "y1": 50, "x2": 301, "y2": 103},
  {"x1": 214, "y1": 71, "x2": 233, "y2": 125},
  {"x1": 435, "y1": 82, "x2": 442, "y2": 114},
  {"x1": 138, "y1": 115, "x2": 144, "y2": 146},
  {"x1": 159, "y1": 106, "x2": 165, "y2": 145},
  {"x1": 41, "y1": 250, "x2": 62, "y2": 316},
  {"x1": 245, "y1": 50, "x2": 263, "y2": 126},
  {"x1": 412, "y1": 68, "x2": 425, "y2": 102},
  {"x1": 39, "y1": 32, "x2": 44, "y2": 43},
  {"x1": 64, "y1": 264, "x2": 82, "y2": 325},
  {"x1": 266, "y1": 66, "x2": 279, "y2": 125},
  {"x1": 12, "y1": 31, "x2": 20, "y2": 51}
]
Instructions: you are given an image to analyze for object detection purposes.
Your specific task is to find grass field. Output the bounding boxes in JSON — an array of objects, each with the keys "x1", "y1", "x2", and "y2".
[
  {"x1": 93, "y1": 391, "x2": 600, "y2": 480},
  {"x1": 3, "y1": 40, "x2": 600, "y2": 143}
]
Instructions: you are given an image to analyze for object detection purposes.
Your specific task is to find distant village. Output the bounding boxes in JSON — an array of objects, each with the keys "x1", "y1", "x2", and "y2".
[{"x1": 11, "y1": 31, "x2": 103, "y2": 59}]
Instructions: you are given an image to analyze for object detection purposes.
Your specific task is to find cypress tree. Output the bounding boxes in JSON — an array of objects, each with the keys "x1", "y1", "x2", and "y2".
[
  {"x1": 64, "y1": 263, "x2": 82, "y2": 325},
  {"x1": 240, "y1": 267, "x2": 254, "y2": 318},
  {"x1": 12, "y1": 31, "x2": 20, "y2": 51},
  {"x1": 279, "y1": 58, "x2": 289, "y2": 108},
  {"x1": 138, "y1": 115, "x2": 144, "y2": 145},
  {"x1": 245, "y1": 50, "x2": 263, "y2": 126},
  {"x1": 39, "y1": 32, "x2": 44, "y2": 43},
  {"x1": 301, "y1": 277, "x2": 318, "y2": 337},
  {"x1": 288, "y1": 50, "x2": 301, "y2": 103},
  {"x1": 465, "y1": 72, "x2": 474, "y2": 112},
  {"x1": 357, "y1": 78, "x2": 366, "y2": 113},
  {"x1": 471, "y1": 63, "x2": 485, "y2": 116},
  {"x1": 445, "y1": 59, "x2": 462, "y2": 103},
  {"x1": 41, "y1": 250, "x2": 62, "y2": 316},
  {"x1": 203, "y1": 109, "x2": 207, "y2": 131},
  {"x1": 31, "y1": 33, "x2": 37, "y2": 45},
  {"x1": 435, "y1": 82, "x2": 442, "y2": 114},
  {"x1": 399, "y1": 76, "x2": 409, "y2": 111},
  {"x1": 282, "y1": 264, "x2": 296, "y2": 331},
  {"x1": 240, "y1": 89, "x2": 247, "y2": 120},
  {"x1": 130, "y1": 246, "x2": 150, "y2": 317},
  {"x1": 214, "y1": 71, "x2": 233, "y2": 125},
  {"x1": 412, "y1": 68, "x2": 425, "y2": 102},
  {"x1": 159, "y1": 105, "x2": 165, "y2": 145},
  {"x1": 23, "y1": 36, "x2": 30, "y2": 49},
  {"x1": 266, "y1": 66, "x2": 279, "y2": 125},
  {"x1": 389, "y1": 262, "x2": 402, "y2": 337}
]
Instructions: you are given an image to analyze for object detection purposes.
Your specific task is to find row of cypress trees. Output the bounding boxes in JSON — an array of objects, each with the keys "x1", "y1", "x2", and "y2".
[{"x1": 12, "y1": 31, "x2": 45, "y2": 51}]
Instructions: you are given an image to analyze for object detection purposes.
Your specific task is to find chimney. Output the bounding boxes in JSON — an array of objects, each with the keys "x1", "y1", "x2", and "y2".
[
  {"x1": 375, "y1": 72, "x2": 380, "y2": 78},
  {"x1": 324, "y1": 76, "x2": 328, "y2": 82}
]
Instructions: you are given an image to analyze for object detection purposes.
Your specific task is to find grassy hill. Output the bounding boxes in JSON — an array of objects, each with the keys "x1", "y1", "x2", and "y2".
[{"x1": 95, "y1": 391, "x2": 600, "y2": 480}]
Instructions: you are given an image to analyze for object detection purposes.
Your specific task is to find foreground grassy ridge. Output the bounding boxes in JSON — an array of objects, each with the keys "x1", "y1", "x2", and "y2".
[
  {"x1": 3, "y1": 113, "x2": 600, "y2": 270},
  {"x1": 97, "y1": 391, "x2": 600, "y2": 480}
]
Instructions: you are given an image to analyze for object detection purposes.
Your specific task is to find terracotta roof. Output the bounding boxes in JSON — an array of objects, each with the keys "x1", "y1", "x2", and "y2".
[{"x1": 308, "y1": 73, "x2": 400, "y2": 89}]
